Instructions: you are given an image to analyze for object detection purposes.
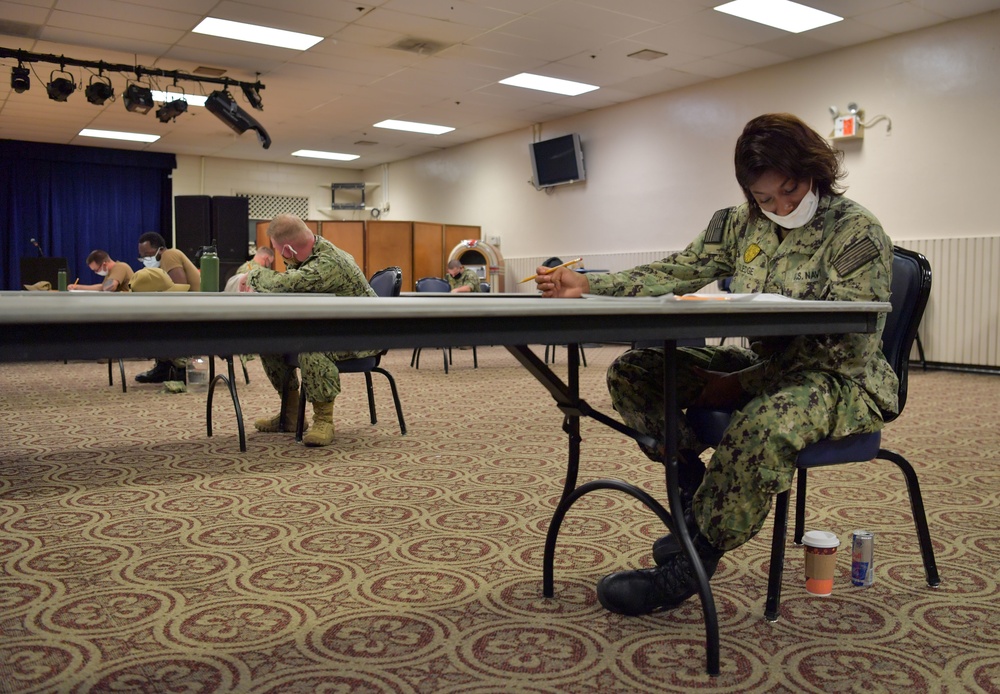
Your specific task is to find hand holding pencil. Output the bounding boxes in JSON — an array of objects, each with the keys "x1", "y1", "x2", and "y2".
[
  {"x1": 518, "y1": 257, "x2": 583, "y2": 284},
  {"x1": 527, "y1": 258, "x2": 590, "y2": 299}
]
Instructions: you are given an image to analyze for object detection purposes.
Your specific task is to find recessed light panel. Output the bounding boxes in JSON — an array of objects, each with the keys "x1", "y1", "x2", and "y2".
[
  {"x1": 373, "y1": 119, "x2": 454, "y2": 135},
  {"x1": 499, "y1": 73, "x2": 599, "y2": 97},
  {"x1": 193, "y1": 17, "x2": 323, "y2": 51},
  {"x1": 714, "y1": 0, "x2": 842, "y2": 33},
  {"x1": 292, "y1": 150, "x2": 360, "y2": 161},
  {"x1": 79, "y1": 129, "x2": 160, "y2": 143}
]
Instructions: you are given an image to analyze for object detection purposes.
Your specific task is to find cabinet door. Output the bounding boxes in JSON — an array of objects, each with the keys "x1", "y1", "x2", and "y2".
[
  {"x1": 412, "y1": 222, "x2": 444, "y2": 283},
  {"x1": 255, "y1": 221, "x2": 286, "y2": 273},
  {"x1": 366, "y1": 221, "x2": 414, "y2": 290},
  {"x1": 321, "y1": 221, "x2": 365, "y2": 271},
  {"x1": 444, "y1": 225, "x2": 480, "y2": 259}
]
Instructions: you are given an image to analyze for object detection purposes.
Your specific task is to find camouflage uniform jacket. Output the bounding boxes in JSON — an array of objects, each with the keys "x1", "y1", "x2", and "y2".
[
  {"x1": 447, "y1": 268, "x2": 482, "y2": 292},
  {"x1": 246, "y1": 235, "x2": 376, "y2": 298},
  {"x1": 235, "y1": 259, "x2": 266, "y2": 276},
  {"x1": 587, "y1": 194, "x2": 898, "y2": 417}
]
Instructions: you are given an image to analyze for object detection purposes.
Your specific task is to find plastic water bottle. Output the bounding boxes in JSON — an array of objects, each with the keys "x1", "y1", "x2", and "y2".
[
  {"x1": 186, "y1": 357, "x2": 209, "y2": 391},
  {"x1": 200, "y1": 245, "x2": 219, "y2": 292}
]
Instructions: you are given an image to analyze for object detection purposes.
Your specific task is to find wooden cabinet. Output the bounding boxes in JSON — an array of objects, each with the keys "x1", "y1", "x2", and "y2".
[
  {"x1": 320, "y1": 221, "x2": 365, "y2": 271},
  {"x1": 412, "y1": 222, "x2": 444, "y2": 283},
  {"x1": 445, "y1": 224, "x2": 480, "y2": 256},
  {"x1": 366, "y1": 220, "x2": 414, "y2": 290}
]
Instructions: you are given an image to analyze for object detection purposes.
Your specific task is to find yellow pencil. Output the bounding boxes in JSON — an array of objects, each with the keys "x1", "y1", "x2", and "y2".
[
  {"x1": 73, "y1": 277, "x2": 79, "y2": 288},
  {"x1": 518, "y1": 258, "x2": 583, "y2": 284}
]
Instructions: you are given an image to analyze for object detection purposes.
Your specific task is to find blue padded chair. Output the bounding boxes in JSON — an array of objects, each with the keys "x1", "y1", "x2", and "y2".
[
  {"x1": 409, "y1": 276, "x2": 479, "y2": 372},
  {"x1": 686, "y1": 246, "x2": 939, "y2": 621},
  {"x1": 280, "y1": 266, "x2": 407, "y2": 438}
]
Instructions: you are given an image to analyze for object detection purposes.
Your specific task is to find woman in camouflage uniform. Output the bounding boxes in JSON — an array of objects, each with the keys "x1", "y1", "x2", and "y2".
[{"x1": 534, "y1": 113, "x2": 896, "y2": 616}]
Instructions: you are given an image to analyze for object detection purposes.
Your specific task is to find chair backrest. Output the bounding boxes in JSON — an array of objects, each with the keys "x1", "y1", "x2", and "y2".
[
  {"x1": 541, "y1": 257, "x2": 563, "y2": 269},
  {"x1": 369, "y1": 266, "x2": 402, "y2": 298},
  {"x1": 881, "y1": 247, "x2": 932, "y2": 422},
  {"x1": 415, "y1": 276, "x2": 451, "y2": 293},
  {"x1": 480, "y1": 282, "x2": 491, "y2": 293}
]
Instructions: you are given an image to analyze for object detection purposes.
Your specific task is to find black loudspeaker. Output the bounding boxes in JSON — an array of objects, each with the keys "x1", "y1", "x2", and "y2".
[
  {"x1": 20, "y1": 257, "x2": 68, "y2": 288},
  {"x1": 174, "y1": 196, "x2": 212, "y2": 261},
  {"x1": 212, "y1": 196, "x2": 250, "y2": 261}
]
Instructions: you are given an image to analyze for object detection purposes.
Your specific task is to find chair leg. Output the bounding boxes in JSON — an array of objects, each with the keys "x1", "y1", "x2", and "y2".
[
  {"x1": 118, "y1": 359, "x2": 126, "y2": 393},
  {"x1": 764, "y1": 488, "x2": 791, "y2": 621},
  {"x1": 296, "y1": 384, "x2": 307, "y2": 442},
  {"x1": 410, "y1": 347, "x2": 420, "y2": 368},
  {"x1": 473, "y1": 345, "x2": 478, "y2": 369},
  {"x1": 915, "y1": 332, "x2": 927, "y2": 371},
  {"x1": 373, "y1": 367, "x2": 407, "y2": 435},
  {"x1": 442, "y1": 348, "x2": 449, "y2": 374},
  {"x1": 364, "y1": 372, "x2": 377, "y2": 425},
  {"x1": 580, "y1": 344, "x2": 587, "y2": 368},
  {"x1": 108, "y1": 359, "x2": 114, "y2": 386},
  {"x1": 878, "y1": 448, "x2": 941, "y2": 587},
  {"x1": 793, "y1": 468, "x2": 808, "y2": 545}
]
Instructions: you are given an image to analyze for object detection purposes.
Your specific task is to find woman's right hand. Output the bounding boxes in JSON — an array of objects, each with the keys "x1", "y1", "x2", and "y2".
[{"x1": 535, "y1": 267, "x2": 589, "y2": 298}]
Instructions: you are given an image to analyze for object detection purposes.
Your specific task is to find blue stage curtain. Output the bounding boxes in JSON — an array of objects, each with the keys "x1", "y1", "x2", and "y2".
[{"x1": 0, "y1": 140, "x2": 176, "y2": 290}]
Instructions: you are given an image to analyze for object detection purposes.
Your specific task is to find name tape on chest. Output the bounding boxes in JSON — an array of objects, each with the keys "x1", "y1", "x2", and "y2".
[{"x1": 833, "y1": 238, "x2": 880, "y2": 276}]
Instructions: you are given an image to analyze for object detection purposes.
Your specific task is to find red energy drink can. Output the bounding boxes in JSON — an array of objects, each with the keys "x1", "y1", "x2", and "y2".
[{"x1": 851, "y1": 530, "x2": 875, "y2": 587}]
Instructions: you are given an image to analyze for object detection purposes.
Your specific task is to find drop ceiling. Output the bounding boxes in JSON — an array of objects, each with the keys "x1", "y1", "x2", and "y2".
[{"x1": 2, "y1": 0, "x2": 999, "y2": 169}]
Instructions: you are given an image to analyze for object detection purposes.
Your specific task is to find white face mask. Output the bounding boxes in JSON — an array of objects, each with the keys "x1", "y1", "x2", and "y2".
[
  {"x1": 95, "y1": 269, "x2": 108, "y2": 277},
  {"x1": 141, "y1": 256, "x2": 160, "y2": 269},
  {"x1": 761, "y1": 185, "x2": 819, "y2": 229}
]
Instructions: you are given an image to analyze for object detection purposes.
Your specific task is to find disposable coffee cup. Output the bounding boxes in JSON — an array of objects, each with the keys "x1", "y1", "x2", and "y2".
[{"x1": 802, "y1": 530, "x2": 840, "y2": 596}]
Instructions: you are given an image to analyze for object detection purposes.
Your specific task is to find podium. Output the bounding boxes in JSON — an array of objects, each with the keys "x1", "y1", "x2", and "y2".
[{"x1": 20, "y1": 257, "x2": 68, "y2": 288}]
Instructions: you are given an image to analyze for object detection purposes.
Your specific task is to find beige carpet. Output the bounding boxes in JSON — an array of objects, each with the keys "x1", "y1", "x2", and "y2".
[{"x1": 0, "y1": 347, "x2": 998, "y2": 693}]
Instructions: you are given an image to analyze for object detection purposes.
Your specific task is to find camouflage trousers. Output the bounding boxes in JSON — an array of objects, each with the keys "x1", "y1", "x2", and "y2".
[
  {"x1": 261, "y1": 349, "x2": 379, "y2": 404},
  {"x1": 607, "y1": 344, "x2": 883, "y2": 552}
]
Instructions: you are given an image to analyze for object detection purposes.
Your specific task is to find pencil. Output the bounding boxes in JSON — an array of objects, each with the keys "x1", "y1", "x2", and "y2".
[
  {"x1": 518, "y1": 258, "x2": 583, "y2": 284},
  {"x1": 73, "y1": 277, "x2": 79, "y2": 288}
]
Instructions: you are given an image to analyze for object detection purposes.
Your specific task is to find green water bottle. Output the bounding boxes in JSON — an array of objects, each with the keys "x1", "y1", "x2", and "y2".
[
  {"x1": 57, "y1": 269, "x2": 67, "y2": 291},
  {"x1": 200, "y1": 244, "x2": 219, "y2": 292}
]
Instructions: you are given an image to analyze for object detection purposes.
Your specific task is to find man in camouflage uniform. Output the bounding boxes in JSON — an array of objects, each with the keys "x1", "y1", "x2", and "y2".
[
  {"x1": 446, "y1": 259, "x2": 482, "y2": 293},
  {"x1": 534, "y1": 113, "x2": 897, "y2": 616},
  {"x1": 235, "y1": 246, "x2": 274, "y2": 276},
  {"x1": 243, "y1": 215, "x2": 378, "y2": 447}
]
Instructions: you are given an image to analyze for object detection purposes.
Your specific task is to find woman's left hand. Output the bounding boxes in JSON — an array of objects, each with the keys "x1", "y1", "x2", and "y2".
[{"x1": 691, "y1": 366, "x2": 747, "y2": 409}]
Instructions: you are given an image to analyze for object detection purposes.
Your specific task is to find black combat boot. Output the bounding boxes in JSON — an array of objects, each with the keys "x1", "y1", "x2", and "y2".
[
  {"x1": 596, "y1": 533, "x2": 724, "y2": 616},
  {"x1": 134, "y1": 360, "x2": 175, "y2": 383}
]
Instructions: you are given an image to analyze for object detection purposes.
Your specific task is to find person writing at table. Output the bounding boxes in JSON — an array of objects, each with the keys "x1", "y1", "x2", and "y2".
[
  {"x1": 534, "y1": 113, "x2": 897, "y2": 616},
  {"x1": 134, "y1": 232, "x2": 201, "y2": 384},
  {"x1": 68, "y1": 250, "x2": 133, "y2": 291},
  {"x1": 240, "y1": 215, "x2": 379, "y2": 447},
  {"x1": 445, "y1": 259, "x2": 481, "y2": 293}
]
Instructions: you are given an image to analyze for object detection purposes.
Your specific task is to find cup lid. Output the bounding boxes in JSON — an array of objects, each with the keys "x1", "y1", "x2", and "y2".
[{"x1": 802, "y1": 530, "x2": 840, "y2": 548}]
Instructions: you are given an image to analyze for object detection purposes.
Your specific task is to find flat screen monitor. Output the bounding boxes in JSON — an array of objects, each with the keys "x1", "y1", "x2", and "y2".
[{"x1": 530, "y1": 133, "x2": 585, "y2": 190}]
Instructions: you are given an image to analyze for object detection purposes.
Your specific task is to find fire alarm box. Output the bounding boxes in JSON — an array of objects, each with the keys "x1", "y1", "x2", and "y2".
[{"x1": 832, "y1": 114, "x2": 863, "y2": 140}]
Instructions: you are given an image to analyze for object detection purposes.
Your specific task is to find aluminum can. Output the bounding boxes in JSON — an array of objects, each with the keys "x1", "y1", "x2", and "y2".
[{"x1": 851, "y1": 530, "x2": 875, "y2": 587}]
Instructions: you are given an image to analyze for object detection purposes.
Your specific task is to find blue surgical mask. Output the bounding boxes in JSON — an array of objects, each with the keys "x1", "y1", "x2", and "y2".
[{"x1": 141, "y1": 256, "x2": 160, "y2": 269}]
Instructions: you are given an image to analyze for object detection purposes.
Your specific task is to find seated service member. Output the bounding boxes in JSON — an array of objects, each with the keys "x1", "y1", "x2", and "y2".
[
  {"x1": 446, "y1": 260, "x2": 481, "y2": 293},
  {"x1": 241, "y1": 215, "x2": 379, "y2": 447},
  {"x1": 534, "y1": 113, "x2": 896, "y2": 616},
  {"x1": 135, "y1": 232, "x2": 200, "y2": 383},
  {"x1": 69, "y1": 250, "x2": 133, "y2": 291},
  {"x1": 235, "y1": 247, "x2": 275, "y2": 275}
]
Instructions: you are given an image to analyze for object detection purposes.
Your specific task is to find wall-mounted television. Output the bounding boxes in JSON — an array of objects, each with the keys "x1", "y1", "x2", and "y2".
[{"x1": 530, "y1": 133, "x2": 586, "y2": 190}]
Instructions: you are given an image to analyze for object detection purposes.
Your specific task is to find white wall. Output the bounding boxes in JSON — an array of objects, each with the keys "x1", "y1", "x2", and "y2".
[{"x1": 362, "y1": 10, "x2": 1000, "y2": 258}]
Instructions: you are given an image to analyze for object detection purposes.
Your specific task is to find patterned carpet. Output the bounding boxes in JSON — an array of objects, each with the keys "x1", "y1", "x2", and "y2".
[{"x1": 0, "y1": 346, "x2": 998, "y2": 693}]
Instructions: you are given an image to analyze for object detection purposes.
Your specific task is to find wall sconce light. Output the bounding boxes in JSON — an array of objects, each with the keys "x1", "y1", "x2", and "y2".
[
  {"x1": 46, "y1": 68, "x2": 76, "y2": 102},
  {"x1": 84, "y1": 74, "x2": 115, "y2": 105},
  {"x1": 11, "y1": 63, "x2": 30, "y2": 93},
  {"x1": 123, "y1": 82, "x2": 155, "y2": 114}
]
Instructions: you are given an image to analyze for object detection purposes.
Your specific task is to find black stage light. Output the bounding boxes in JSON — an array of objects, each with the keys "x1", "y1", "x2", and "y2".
[
  {"x1": 156, "y1": 97, "x2": 188, "y2": 123},
  {"x1": 85, "y1": 74, "x2": 115, "y2": 105},
  {"x1": 46, "y1": 69, "x2": 76, "y2": 102},
  {"x1": 11, "y1": 65, "x2": 30, "y2": 93},
  {"x1": 123, "y1": 83, "x2": 154, "y2": 114},
  {"x1": 205, "y1": 89, "x2": 271, "y2": 149},
  {"x1": 241, "y1": 84, "x2": 263, "y2": 110}
]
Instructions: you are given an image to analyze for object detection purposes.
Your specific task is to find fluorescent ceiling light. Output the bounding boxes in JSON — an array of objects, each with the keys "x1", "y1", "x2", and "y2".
[
  {"x1": 152, "y1": 90, "x2": 207, "y2": 107},
  {"x1": 499, "y1": 73, "x2": 599, "y2": 96},
  {"x1": 714, "y1": 0, "x2": 842, "y2": 33},
  {"x1": 79, "y1": 129, "x2": 160, "y2": 143},
  {"x1": 292, "y1": 150, "x2": 360, "y2": 161},
  {"x1": 373, "y1": 119, "x2": 455, "y2": 135},
  {"x1": 192, "y1": 17, "x2": 323, "y2": 51}
]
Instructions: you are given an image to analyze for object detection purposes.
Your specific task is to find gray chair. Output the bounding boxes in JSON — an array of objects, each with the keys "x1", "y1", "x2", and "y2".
[
  {"x1": 410, "y1": 276, "x2": 478, "y2": 372},
  {"x1": 686, "y1": 246, "x2": 939, "y2": 620}
]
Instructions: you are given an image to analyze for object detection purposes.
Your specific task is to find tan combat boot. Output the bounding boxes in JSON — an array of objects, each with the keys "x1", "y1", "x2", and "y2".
[
  {"x1": 254, "y1": 390, "x2": 308, "y2": 433},
  {"x1": 302, "y1": 401, "x2": 335, "y2": 447}
]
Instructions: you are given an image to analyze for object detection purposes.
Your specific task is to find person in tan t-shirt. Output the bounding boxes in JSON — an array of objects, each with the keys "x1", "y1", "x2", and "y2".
[
  {"x1": 134, "y1": 232, "x2": 200, "y2": 383},
  {"x1": 69, "y1": 249, "x2": 133, "y2": 291}
]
